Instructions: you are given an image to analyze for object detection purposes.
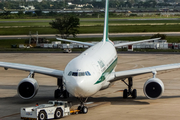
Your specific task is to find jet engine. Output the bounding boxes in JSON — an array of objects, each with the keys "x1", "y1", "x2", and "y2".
[
  {"x1": 143, "y1": 78, "x2": 164, "y2": 99},
  {"x1": 17, "y1": 78, "x2": 39, "y2": 99}
]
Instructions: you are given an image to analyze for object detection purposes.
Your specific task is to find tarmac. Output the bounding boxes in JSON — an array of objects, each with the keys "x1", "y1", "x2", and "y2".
[{"x1": 1, "y1": 53, "x2": 180, "y2": 120}]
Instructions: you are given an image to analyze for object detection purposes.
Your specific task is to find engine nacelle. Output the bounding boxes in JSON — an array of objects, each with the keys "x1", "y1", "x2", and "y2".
[
  {"x1": 17, "y1": 78, "x2": 39, "y2": 99},
  {"x1": 143, "y1": 78, "x2": 164, "y2": 99}
]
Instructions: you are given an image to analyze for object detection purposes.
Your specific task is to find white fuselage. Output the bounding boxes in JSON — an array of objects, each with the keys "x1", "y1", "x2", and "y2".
[{"x1": 63, "y1": 41, "x2": 117, "y2": 98}]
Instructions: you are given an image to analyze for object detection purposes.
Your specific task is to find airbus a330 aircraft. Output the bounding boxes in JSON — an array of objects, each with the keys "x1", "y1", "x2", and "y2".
[{"x1": 0, "y1": 0, "x2": 180, "y2": 114}]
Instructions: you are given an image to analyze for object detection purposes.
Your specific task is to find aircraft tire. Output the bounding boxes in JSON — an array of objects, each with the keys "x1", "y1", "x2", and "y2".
[
  {"x1": 132, "y1": 89, "x2": 137, "y2": 99},
  {"x1": 82, "y1": 106, "x2": 88, "y2": 114},
  {"x1": 77, "y1": 106, "x2": 82, "y2": 113},
  {"x1": 54, "y1": 89, "x2": 60, "y2": 98},
  {"x1": 123, "y1": 89, "x2": 128, "y2": 98},
  {"x1": 63, "y1": 90, "x2": 69, "y2": 98}
]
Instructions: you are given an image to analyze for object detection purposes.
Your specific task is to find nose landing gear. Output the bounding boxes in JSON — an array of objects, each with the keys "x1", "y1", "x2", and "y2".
[
  {"x1": 77, "y1": 98, "x2": 88, "y2": 114},
  {"x1": 78, "y1": 105, "x2": 88, "y2": 114}
]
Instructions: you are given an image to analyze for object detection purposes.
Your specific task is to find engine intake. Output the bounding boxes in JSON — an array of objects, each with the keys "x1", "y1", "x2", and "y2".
[
  {"x1": 18, "y1": 78, "x2": 39, "y2": 99},
  {"x1": 143, "y1": 78, "x2": 164, "y2": 99}
]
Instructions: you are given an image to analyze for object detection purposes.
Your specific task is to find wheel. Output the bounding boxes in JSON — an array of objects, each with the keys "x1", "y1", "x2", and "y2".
[
  {"x1": 78, "y1": 106, "x2": 82, "y2": 110},
  {"x1": 132, "y1": 89, "x2": 137, "y2": 99},
  {"x1": 82, "y1": 106, "x2": 88, "y2": 114},
  {"x1": 54, "y1": 108, "x2": 63, "y2": 119},
  {"x1": 123, "y1": 89, "x2": 128, "y2": 98},
  {"x1": 38, "y1": 111, "x2": 47, "y2": 120},
  {"x1": 63, "y1": 90, "x2": 69, "y2": 98},
  {"x1": 54, "y1": 89, "x2": 60, "y2": 98},
  {"x1": 77, "y1": 106, "x2": 82, "y2": 113}
]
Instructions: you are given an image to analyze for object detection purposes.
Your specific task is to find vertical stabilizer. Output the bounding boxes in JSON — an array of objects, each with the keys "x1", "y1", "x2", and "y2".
[{"x1": 102, "y1": 0, "x2": 109, "y2": 43}]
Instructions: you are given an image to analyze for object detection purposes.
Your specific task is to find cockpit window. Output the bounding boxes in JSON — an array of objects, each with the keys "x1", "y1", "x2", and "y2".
[
  {"x1": 68, "y1": 71, "x2": 72, "y2": 76},
  {"x1": 79, "y1": 72, "x2": 85, "y2": 76},
  {"x1": 86, "y1": 71, "x2": 91, "y2": 76},
  {"x1": 68, "y1": 71, "x2": 91, "y2": 77},
  {"x1": 72, "y1": 72, "x2": 78, "y2": 76}
]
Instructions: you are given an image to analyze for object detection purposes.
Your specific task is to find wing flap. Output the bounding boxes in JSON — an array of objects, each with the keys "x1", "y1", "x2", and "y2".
[
  {"x1": 109, "y1": 63, "x2": 180, "y2": 82},
  {"x1": 0, "y1": 62, "x2": 63, "y2": 78}
]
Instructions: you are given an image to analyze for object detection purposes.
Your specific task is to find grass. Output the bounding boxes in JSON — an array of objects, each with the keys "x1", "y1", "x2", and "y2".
[
  {"x1": 0, "y1": 27, "x2": 58, "y2": 35},
  {"x1": 0, "y1": 19, "x2": 52, "y2": 21},
  {"x1": 1, "y1": 20, "x2": 180, "y2": 27},
  {"x1": 0, "y1": 22, "x2": 50, "y2": 26},
  {"x1": 1, "y1": 24, "x2": 176, "y2": 35},
  {"x1": 0, "y1": 16, "x2": 180, "y2": 21},
  {"x1": 79, "y1": 25, "x2": 180, "y2": 33},
  {"x1": 1, "y1": 25, "x2": 180, "y2": 35},
  {"x1": 80, "y1": 16, "x2": 180, "y2": 20},
  {"x1": 80, "y1": 20, "x2": 180, "y2": 26}
]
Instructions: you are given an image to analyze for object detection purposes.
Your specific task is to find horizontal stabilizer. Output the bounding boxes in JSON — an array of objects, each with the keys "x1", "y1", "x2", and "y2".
[
  {"x1": 56, "y1": 38, "x2": 94, "y2": 46},
  {"x1": 114, "y1": 38, "x2": 161, "y2": 48}
]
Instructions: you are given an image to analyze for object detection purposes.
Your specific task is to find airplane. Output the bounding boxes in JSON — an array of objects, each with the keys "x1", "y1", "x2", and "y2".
[{"x1": 1, "y1": 0, "x2": 180, "y2": 114}]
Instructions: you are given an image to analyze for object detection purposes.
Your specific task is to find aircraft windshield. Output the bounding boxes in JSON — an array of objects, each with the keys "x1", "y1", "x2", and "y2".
[{"x1": 68, "y1": 71, "x2": 91, "y2": 76}]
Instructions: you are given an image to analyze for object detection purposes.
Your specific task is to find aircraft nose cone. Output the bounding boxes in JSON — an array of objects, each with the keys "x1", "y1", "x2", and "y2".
[{"x1": 65, "y1": 77, "x2": 90, "y2": 97}]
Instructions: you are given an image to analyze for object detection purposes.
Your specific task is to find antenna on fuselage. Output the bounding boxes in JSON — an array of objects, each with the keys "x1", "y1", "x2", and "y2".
[{"x1": 102, "y1": 0, "x2": 109, "y2": 43}]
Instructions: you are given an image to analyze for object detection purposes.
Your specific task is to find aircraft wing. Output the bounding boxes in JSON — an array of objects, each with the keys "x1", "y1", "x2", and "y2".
[
  {"x1": 109, "y1": 63, "x2": 180, "y2": 82},
  {"x1": 56, "y1": 38, "x2": 94, "y2": 46},
  {"x1": 0, "y1": 62, "x2": 63, "y2": 78},
  {"x1": 114, "y1": 38, "x2": 160, "y2": 48}
]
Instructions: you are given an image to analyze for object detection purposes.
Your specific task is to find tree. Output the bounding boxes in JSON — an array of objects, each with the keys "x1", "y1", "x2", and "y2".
[
  {"x1": 151, "y1": 33, "x2": 166, "y2": 40},
  {"x1": 49, "y1": 15, "x2": 80, "y2": 39},
  {"x1": 18, "y1": 11, "x2": 24, "y2": 16},
  {"x1": 35, "y1": 10, "x2": 42, "y2": 16}
]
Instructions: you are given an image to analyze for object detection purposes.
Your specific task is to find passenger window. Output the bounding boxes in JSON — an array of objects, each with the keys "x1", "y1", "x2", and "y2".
[
  {"x1": 72, "y1": 72, "x2": 78, "y2": 76},
  {"x1": 79, "y1": 72, "x2": 85, "y2": 76}
]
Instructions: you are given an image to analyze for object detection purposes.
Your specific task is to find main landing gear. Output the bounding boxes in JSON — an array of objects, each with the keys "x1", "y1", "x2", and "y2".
[
  {"x1": 54, "y1": 78, "x2": 69, "y2": 99},
  {"x1": 122, "y1": 77, "x2": 137, "y2": 99},
  {"x1": 77, "y1": 98, "x2": 88, "y2": 114}
]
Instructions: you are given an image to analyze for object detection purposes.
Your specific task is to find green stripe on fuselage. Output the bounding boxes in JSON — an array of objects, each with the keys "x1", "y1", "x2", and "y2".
[{"x1": 95, "y1": 57, "x2": 118, "y2": 84}]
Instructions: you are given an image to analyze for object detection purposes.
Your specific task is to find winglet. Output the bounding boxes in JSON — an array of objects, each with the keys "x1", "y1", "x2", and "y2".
[{"x1": 102, "y1": 0, "x2": 109, "y2": 43}]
